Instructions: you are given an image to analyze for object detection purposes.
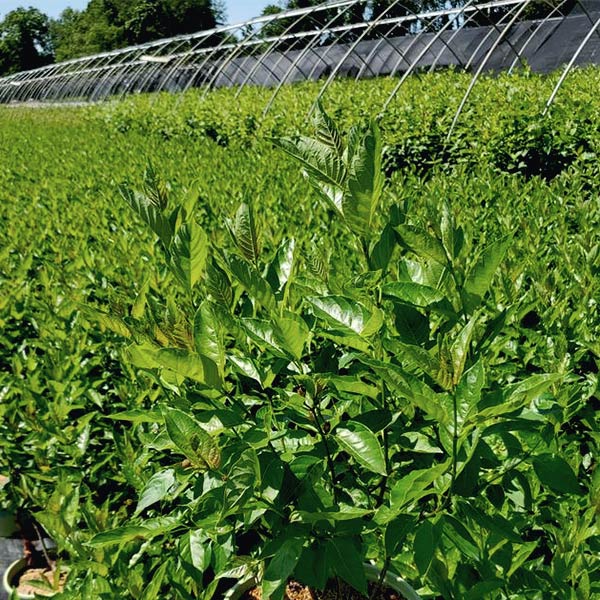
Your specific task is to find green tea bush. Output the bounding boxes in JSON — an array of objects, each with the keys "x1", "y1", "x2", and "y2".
[
  {"x1": 96, "y1": 68, "x2": 600, "y2": 180},
  {"x1": 488, "y1": 108, "x2": 597, "y2": 179},
  {"x1": 0, "y1": 67, "x2": 599, "y2": 599}
]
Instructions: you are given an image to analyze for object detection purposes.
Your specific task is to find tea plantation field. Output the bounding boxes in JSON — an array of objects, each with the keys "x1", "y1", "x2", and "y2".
[{"x1": 0, "y1": 69, "x2": 599, "y2": 599}]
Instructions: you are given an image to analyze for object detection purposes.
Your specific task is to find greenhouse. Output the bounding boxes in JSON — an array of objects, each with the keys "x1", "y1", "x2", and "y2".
[{"x1": 1, "y1": 0, "x2": 600, "y2": 114}]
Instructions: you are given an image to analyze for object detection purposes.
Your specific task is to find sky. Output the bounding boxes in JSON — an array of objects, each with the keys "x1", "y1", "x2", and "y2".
[{"x1": 0, "y1": 1, "x2": 269, "y2": 24}]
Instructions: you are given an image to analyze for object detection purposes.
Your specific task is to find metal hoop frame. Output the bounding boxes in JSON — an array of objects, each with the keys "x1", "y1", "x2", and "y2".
[{"x1": 0, "y1": 0, "x2": 598, "y2": 128}]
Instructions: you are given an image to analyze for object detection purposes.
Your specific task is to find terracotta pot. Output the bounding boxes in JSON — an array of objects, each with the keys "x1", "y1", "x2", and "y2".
[
  {"x1": 223, "y1": 563, "x2": 421, "y2": 600},
  {"x1": 3, "y1": 558, "x2": 67, "y2": 599}
]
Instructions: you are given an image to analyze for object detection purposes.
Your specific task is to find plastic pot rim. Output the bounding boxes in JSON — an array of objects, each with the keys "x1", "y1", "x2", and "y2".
[{"x1": 3, "y1": 557, "x2": 67, "y2": 600}]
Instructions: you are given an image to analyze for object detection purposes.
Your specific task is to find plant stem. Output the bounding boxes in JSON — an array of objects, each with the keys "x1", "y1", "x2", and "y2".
[
  {"x1": 310, "y1": 405, "x2": 339, "y2": 503},
  {"x1": 442, "y1": 391, "x2": 459, "y2": 510},
  {"x1": 32, "y1": 520, "x2": 55, "y2": 570},
  {"x1": 375, "y1": 429, "x2": 389, "y2": 508},
  {"x1": 375, "y1": 381, "x2": 390, "y2": 508},
  {"x1": 361, "y1": 237, "x2": 370, "y2": 268},
  {"x1": 450, "y1": 390, "x2": 458, "y2": 500},
  {"x1": 369, "y1": 556, "x2": 391, "y2": 600}
]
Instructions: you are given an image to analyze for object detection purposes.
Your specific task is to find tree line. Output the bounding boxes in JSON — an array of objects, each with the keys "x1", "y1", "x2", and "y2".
[
  {"x1": 0, "y1": 0, "x2": 225, "y2": 75},
  {"x1": 0, "y1": 0, "x2": 566, "y2": 77},
  {"x1": 254, "y1": 0, "x2": 555, "y2": 47}
]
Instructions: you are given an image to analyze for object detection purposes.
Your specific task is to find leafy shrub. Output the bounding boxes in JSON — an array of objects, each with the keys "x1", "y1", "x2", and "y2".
[
  {"x1": 1, "y1": 68, "x2": 600, "y2": 599},
  {"x1": 489, "y1": 109, "x2": 596, "y2": 179},
  {"x1": 50, "y1": 105, "x2": 595, "y2": 599}
]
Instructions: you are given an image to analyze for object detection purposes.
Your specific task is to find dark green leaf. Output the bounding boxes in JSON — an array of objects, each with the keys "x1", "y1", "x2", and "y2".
[
  {"x1": 206, "y1": 258, "x2": 233, "y2": 308},
  {"x1": 88, "y1": 526, "x2": 150, "y2": 547},
  {"x1": 414, "y1": 520, "x2": 440, "y2": 576},
  {"x1": 385, "y1": 515, "x2": 417, "y2": 557},
  {"x1": 390, "y1": 339, "x2": 450, "y2": 390},
  {"x1": 458, "y1": 502, "x2": 522, "y2": 542},
  {"x1": 442, "y1": 515, "x2": 480, "y2": 560},
  {"x1": 325, "y1": 538, "x2": 367, "y2": 596},
  {"x1": 395, "y1": 225, "x2": 448, "y2": 266},
  {"x1": 156, "y1": 348, "x2": 221, "y2": 388},
  {"x1": 228, "y1": 255, "x2": 276, "y2": 312},
  {"x1": 393, "y1": 303, "x2": 430, "y2": 345},
  {"x1": 390, "y1": 461, "x2": 450, "y2": 510},
  {"x1": 140, "y1": 560, "x2": 170, "y2": 600},
  {"x1": 295, "y1": 544, "x2": 328, "y2": 591},
  {"x1": 369, "y1": 222, "x2": 396, "y2": 272},
  {"x1": 532, "y1": 453, "x2": 582, "y2": 495},
  {"x1": 262, "y1": 538, "x2": 304, "y2": 600},
  {"x1": 464, "y1": 579, "x2": 505, "y2": 600}
]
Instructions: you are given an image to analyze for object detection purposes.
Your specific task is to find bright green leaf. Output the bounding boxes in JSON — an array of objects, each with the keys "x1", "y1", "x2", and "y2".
[
  {"x1": 135, "y1": 469, "x2": 176, "y2": 515},
  {"x1": 383, "y1": 281, "x2": 445, "y2": 307},
  {"x1": 161, "y1": 406, "x2": 221, "y2": 470},
  {"x1": 463, "y1": 235, "x2": 511, "y2": 311},
  {"x1": 336, "y1": 421, "x2": 387, "y2": 476},
  {"x1": 169, "y1": 221, "x2": 208, "y2": 291},
  {"x1": 156, "y1": 347, "x2": 221, "y2": 388}
]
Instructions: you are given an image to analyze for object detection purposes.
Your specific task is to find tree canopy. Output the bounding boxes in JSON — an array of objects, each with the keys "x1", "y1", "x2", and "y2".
[
  {"x1": 0, "y1": 0, "x2": 226, "y2": 74},
  {"x1": 0, "y1": 7, "x2": 53, "y2": 75},
  {"x1": 0, "y1": 0, "x2": 569, "y2": 76}
]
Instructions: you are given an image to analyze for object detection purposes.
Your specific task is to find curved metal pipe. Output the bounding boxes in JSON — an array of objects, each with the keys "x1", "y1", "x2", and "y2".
[
  {"x1": 447, "y1": 0, "x2": 537, "y2": 140},
  {"x1": 225, "y1": 10, "x2": 324, "y2": 91},
  {"x1": 3, "y1": 60, "x2": 70, "y2": 103},
  {"x1": 428, "y1": 3, "x2": 494, "y2": 72},
  {"x1": 200, "y1": 6, "x2": 327, "y2": 95},
  {"x1": 304, "y1": 0, "x2": 413, "y2": 117},
  {"x1": 427, "y1": 0, "x2": 533, "y2": 74},
  {"x1": 506, "y1": 0, "x2": 571, "y2": 74},
  {"x1": 543, "y1": 15, "x2": 600, "y2": 114},
  {"x1": 382, "y1": 0, "x2": 476, "y2": 105},
  {"x1": 232, "y1": 2, "x2": 362, "y2": 96},
  {"x1": 461, "y1": 0, "x2": 528, "y2": 71},
  {"x1": 153, "y1": 36, "x2": 222, "y2": 97},
  {"x1": 87, "y1": 42, "x2": 172, "y2": 101},
  {"x1": 140, "y1": 33, "x2": 221, "y2": 99},
  {"x1": 356, "y1": 2, "x2": 465, "y2": 82},
  {"x1": 168, "y1": 30, "x2": 248, "y2": 104},
  {"x1": 298, "y1": 8, "x2": 390, "y2": 84},
  {"x1": 20, "y1": 60, "x2": 75, "y2": 102},
  {"x1": 1, "y1": 0, "x2": 598, "y2": 109},
  {"x1": 62, "y1": 56, "x2": 134, "y2": 101},
  {"x1": 299, "y1": 11, "x2": 378, "y2": 86}
]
